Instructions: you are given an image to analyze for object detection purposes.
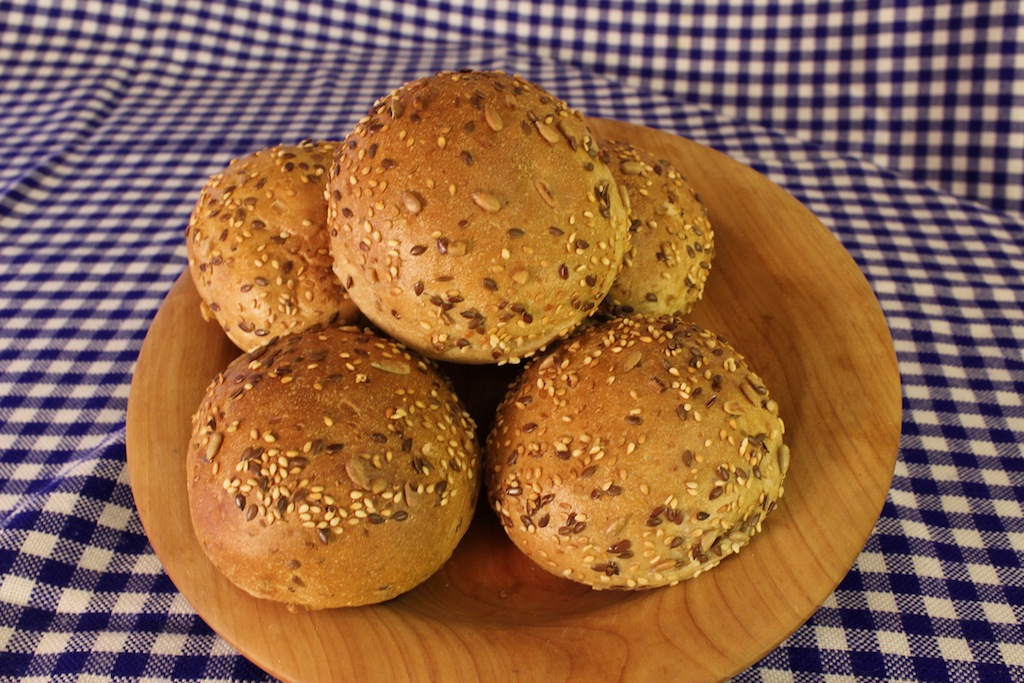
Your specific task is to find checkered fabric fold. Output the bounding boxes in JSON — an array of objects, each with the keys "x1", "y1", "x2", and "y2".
[{"x1": 1, "y1": 1, "x2": 1022, "y2": 681}]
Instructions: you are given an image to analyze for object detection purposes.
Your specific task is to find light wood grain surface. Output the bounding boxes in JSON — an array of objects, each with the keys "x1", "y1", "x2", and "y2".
[{"x1": 126, "y1": 119, "x2": 902, "y2": 682}]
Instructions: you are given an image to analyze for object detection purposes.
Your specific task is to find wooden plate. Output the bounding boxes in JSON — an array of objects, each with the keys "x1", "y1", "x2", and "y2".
[{"x1": 126, "y1": 119, "x2": 901, "y2": 682}]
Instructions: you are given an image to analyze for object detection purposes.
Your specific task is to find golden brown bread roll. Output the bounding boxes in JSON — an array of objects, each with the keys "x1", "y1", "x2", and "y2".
[
  {"x1": 485, "y1": 315, "x2": 789, "y2": 589},
  {"x1": 187, "y1": 325, "x2": 481, "y2": 608},
  {"x1": 599, "y1": 139, "x2": 714, "y2": 317},
  {"x1": 186, "y1": 140, "x2": 361, "y2": 352},
  {"x1": 327, "y1": 70, "x2": 631, "y2": 365}
]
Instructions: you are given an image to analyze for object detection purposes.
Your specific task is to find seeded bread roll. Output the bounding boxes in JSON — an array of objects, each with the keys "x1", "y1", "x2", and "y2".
[
  {"x1": 187, "y1": 325, "x2": 481, "y2": 609},
  {"x1": 327, "y1": 70, "x2": 631, "y2": 364},
  {"x1": 485, "y1": 315, "x2": 789, "y2": 590},
  {"x1": 599, "y1": 140, "x2": 714, "y2": 317},
  {"x1": 187, "y1": 140, "x2": 361, "y2": 352}
]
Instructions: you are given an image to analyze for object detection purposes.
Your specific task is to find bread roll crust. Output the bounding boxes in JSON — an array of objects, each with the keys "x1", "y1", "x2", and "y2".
[
  {"x1": 327, "y1": 71, "x2": 630, "y2": 364},
  {"x1": 187, "y1": 325, "x2": 480, "y2": 608},
  {"x1": 600, "y1": 140, "x2": 714, "y2": 317},
  {"x1": 485, "y1": 315, "x2": 788, "y2": 589},
  {"x1": 187, "y1": 140, "x2": 360, "y2": 352}
]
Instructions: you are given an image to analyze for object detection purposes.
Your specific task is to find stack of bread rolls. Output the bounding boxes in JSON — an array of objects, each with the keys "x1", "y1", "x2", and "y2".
[{"x1": 184, "y1": 70, "x2": 788, "y2": 608}]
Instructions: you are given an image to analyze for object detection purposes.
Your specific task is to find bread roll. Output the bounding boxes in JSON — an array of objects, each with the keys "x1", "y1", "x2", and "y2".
[
  {"x1": 485, "y1": 315, "x2": 788, "y2": 589},
  {"x1": 327, "y1": 70, "x2": 631, "y2": 364},
  {"x1": 187, "y1": 140, "x2": 360, "y2": 352},
  {"x1": 187, "y1": 325, "x2": 481, "y2": 608},
  {"x1": 599, "y1": 140, "x2": 714, "y2": 317}
]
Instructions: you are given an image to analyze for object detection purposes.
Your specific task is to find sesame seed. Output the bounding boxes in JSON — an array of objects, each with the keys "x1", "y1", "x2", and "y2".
[{"x1": 534, "y1": 178, "x2": 555, "y2": 207}]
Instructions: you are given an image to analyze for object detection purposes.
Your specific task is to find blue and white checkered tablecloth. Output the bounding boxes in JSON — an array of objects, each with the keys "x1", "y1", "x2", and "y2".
[{"x1": 1, "y1": 1, "x2": 1022, "y2": 681}]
